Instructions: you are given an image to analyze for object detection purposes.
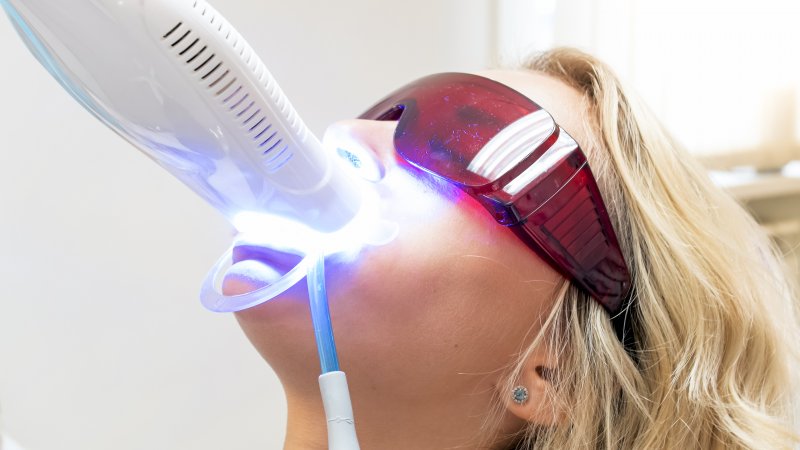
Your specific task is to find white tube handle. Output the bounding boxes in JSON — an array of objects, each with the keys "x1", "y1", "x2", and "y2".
[{"x1": 319, "y1": 371, "x2": 361, "y2": 450}]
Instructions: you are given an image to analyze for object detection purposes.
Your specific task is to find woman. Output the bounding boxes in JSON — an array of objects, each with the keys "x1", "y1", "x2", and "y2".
[{"x1": 223, "y1": 48, "x2": 800, "y2": 449}]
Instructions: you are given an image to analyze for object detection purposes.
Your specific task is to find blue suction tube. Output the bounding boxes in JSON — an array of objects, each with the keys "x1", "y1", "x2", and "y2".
[
  {"x1": 307, "y1": 253, "x2": 361, "y2": 449},
  {"x1": 307, "y1": 253, "x2": 340, "y2": 374}
]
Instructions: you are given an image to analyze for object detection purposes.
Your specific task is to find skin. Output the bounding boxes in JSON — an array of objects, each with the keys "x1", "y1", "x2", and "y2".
[{"x1": 224, "y1": 70, "x2": 590, "y2": 450}]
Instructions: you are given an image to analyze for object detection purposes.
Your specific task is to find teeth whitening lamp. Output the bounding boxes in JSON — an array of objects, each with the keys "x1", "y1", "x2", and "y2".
[{"x1": 1, "y1": 0, "x2": 366, "y2": 447}]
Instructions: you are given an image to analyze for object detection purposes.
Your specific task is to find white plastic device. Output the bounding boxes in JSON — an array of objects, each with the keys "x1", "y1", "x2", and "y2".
[{"x1": 2, "y1": 0, "x2": 361, "y2": 232}]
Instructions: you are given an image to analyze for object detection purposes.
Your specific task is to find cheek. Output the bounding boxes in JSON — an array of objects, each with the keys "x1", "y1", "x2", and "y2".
[
  {"x1": 324, "y1": 185, "x2": 560, "y2": 375},
  {"x1": 324, "y1": 240, "x2": 561, "y2": 398}
]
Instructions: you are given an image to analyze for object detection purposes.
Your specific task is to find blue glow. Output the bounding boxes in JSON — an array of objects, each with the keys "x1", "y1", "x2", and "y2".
[
  {"x1": 199, "y1": 180, "x2": 399, "y2": 313},
  {"x1": 232, "y1": 181, "x2": 398, "y2": 259}
]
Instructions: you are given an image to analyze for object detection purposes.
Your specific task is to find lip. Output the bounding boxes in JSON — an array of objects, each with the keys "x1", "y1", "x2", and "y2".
[
  {"x1": 221, "y1": 243, "x2": 307, "y2": 296},
  {"x1": 222, "y1": 259, "x2": 283, "y2": 295}
]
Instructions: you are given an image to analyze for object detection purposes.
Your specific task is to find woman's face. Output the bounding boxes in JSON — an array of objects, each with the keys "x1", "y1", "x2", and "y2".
[{"x1": 226, "y1": 69, "x2": 588, "y2": 426}]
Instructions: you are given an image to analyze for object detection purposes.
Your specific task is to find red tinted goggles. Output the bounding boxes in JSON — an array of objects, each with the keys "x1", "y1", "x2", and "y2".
[{"x1": 359, "y1": 73, "x2": 632, "y2": 314}]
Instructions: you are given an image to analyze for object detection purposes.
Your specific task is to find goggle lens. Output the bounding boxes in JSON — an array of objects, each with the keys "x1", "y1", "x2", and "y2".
[{"x1": 361, "y1": 73, "x2": 557, "y2": 188}]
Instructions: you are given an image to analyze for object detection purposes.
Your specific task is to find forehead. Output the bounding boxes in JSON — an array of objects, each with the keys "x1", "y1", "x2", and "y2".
[{"x1": 475, "y1": 69, "x2": 591, "y2": 148}]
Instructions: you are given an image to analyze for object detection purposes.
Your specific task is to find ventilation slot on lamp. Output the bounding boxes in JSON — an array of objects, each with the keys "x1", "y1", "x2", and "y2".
[
  {"x1": 161, "y1": 16, "x2": 294, "y2": 174},
  {"x1": 162, "y1": 22, "x2": 182, "y2": 39}
]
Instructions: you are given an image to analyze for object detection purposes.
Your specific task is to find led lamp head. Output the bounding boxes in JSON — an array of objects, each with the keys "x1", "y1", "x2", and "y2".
[{"x1": 1, "y1": 0, "x2": 361, "y2": 232}]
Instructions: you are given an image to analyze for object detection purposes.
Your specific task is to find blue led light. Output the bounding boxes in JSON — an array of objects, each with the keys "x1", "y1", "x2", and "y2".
[{"x1": 232, "y1": 181, "x2": 398, "y2": 259}]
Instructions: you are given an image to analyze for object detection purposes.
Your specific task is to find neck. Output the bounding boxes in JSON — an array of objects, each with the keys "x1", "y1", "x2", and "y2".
[{"x1": 279, "y1": 376, "x2": 521, "y2": 450}]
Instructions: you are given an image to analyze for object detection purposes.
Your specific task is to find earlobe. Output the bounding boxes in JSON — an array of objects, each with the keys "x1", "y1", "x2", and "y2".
[{"x1": 502, "y1": 347, "x2": 563, "y2": 426}]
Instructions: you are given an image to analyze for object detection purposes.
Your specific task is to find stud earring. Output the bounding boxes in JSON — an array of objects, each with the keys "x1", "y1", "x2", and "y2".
[{"x1": 511, "y1": 385, "x2": 529, "y2": 405}]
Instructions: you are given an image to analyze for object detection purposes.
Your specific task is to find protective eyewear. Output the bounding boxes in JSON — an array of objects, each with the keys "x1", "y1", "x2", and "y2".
[{"x1": 359, "y1": 73, "x2": 632, "y2": 314}]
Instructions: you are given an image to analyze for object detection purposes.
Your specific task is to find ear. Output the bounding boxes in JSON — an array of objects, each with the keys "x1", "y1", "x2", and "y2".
[{"x1": 502, "y1": 343, "x2": 563, "y2": 426}]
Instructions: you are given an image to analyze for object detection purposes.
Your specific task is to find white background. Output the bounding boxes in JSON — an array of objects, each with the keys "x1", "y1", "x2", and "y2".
[{"x1": 0, "y1": 1, "x2": 491, "y2": 449}]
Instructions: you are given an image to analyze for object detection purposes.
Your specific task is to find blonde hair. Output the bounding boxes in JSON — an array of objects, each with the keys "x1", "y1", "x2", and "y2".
[{"x1": 484, "y1": 48, "x2": 800, "y2": 450}]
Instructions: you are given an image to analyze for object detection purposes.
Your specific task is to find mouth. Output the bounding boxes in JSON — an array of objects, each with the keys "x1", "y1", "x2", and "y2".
[
  {"x1": 221, "y1": 243, "x2": 307, "y2": 295},
  {"x1": 217, "y1": 173, "x2": 402, "y2": 302}
]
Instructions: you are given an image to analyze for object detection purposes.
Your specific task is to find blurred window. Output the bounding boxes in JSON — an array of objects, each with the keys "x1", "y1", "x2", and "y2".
[{"x1": 494, "y1": 0, "x2": 800, "y2": 168}]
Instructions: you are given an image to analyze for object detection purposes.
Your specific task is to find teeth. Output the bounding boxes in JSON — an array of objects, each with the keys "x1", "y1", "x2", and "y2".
[{"x1": 232, "y1": 240, "x2": 306, "y2": 269}]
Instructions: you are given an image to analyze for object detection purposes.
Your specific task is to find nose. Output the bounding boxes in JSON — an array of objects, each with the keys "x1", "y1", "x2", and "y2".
[{"x1": 323, "y1": 119, "x2": 399, "y2": 182}]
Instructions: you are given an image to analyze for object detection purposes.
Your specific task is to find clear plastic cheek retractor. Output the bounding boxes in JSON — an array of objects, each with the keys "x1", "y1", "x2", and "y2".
[{"x1": 0, "y1": 0, "x2": 371, "y2": 448}]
